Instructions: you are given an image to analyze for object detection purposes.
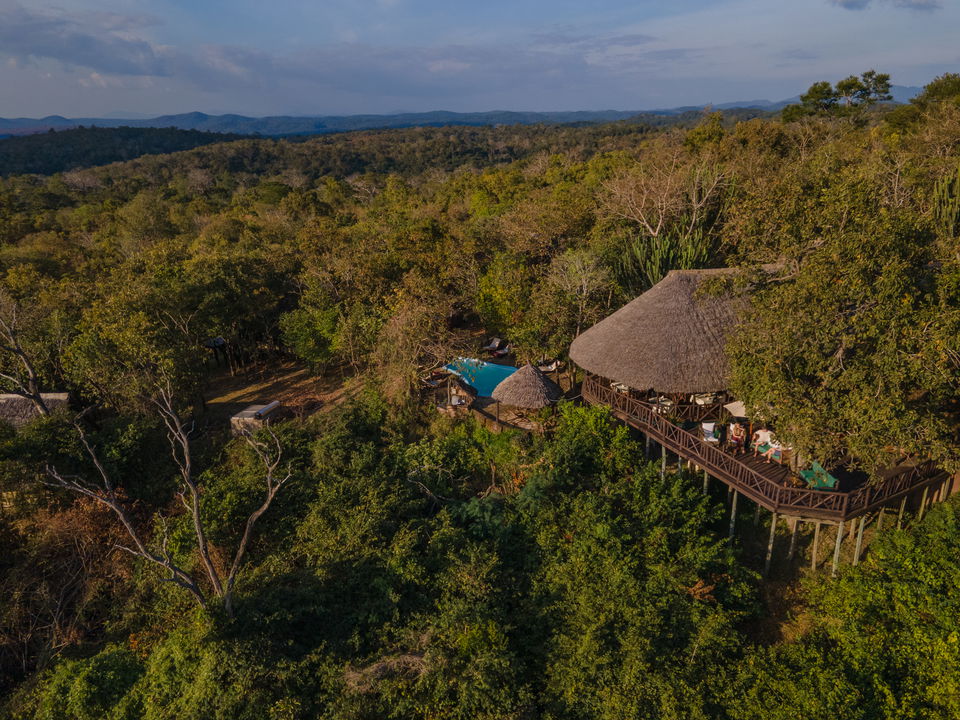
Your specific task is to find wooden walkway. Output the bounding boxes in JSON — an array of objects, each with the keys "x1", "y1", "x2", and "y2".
[{"x1": 583, "y1": 376, "x2": 948, "y2": 523}]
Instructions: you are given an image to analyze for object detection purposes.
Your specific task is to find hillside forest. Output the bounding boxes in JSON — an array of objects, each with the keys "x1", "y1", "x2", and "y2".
[{"x1": 0, "y1": 73, "x2": 960, "y2": 719}]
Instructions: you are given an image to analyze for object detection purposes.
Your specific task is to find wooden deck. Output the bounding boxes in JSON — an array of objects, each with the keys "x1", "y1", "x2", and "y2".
[{"x1": 583, "y1": 376, "x2": 948, "y2": 522}]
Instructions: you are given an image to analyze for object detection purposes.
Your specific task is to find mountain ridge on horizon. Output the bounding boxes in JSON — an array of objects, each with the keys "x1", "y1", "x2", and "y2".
[{"x1": 0, "y1": 85, "x2": 922, "y2": 138}]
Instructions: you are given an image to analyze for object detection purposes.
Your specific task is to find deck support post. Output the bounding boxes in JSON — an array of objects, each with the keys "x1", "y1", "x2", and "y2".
[
  {"x1": 702, "y1": 469, "x2": 709, "y2": 495},
  {"x1": 645, "y1": 434, "x2": 651, "y2": 459},
  {"x1": 831, "y1": 520, "x2": 845, "y2": 577},
  {"x1": 728, "y1": 490, "x2": 739, "y2": 542},
  {"x1": 660, "y1": 444, "x2": 666, "y2": 479},
  {"x1": 753, "y1": 503, "x2": 761, "y2": 525},
  {"x1": 897, "y1": 496, "x2": 907, "y2": 529},
  {"x1": 919, "y1": 486, "x2": 929, "y2": 522},
  {"x1": 811, "y1": 521, "x2": 821, "y2": 570},
  {"x1": 876, "y1": 508, "x2": 883, "y2": 532},
  {"x1": 853, "y1": 515, "x2": 866, "y2": 566},
  {"x1": 764, "y1": 512, "x2": 778, "y2": 576},
  {"x1": 787, "y1": 518, "x2": 799, "y2": 561}
]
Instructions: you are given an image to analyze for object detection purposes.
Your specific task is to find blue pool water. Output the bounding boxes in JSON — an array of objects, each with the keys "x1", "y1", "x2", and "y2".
[{"x1": 445, "y1": 358, "x2": 517, "y2": 397}]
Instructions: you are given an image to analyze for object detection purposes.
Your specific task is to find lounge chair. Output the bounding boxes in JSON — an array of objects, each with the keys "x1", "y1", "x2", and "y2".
[
  {"x1": 755, "y1": 442, "x2": 784, "y2": 464},
  {"x1": 799, "y1": 461, "x2": 839, "y2": 490},
  {"x1": 701, "y1": 422, "x2": 720, "y2": 443},
  {"x1": 492, "y1": 343, "x2": 512, "y2": 358},
  {"x1": 482, "y1": 337, "x2": 504, "y2": 352}
]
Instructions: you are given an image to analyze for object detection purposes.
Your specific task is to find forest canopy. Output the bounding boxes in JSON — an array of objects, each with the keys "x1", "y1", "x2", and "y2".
[{"x1": 0, "y1": 74, "x2": 959, "y2": 719}]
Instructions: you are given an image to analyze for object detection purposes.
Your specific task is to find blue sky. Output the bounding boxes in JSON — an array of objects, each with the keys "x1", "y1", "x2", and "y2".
[{"x1": 0, "y1": 0, "x2": 957, "y2": 117}]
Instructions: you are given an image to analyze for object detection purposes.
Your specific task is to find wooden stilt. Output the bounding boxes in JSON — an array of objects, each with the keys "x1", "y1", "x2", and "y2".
[
  {"x1": 660, "y1": 444, "x2": 666, "y2": 479},
  {"x1": 831, "y1": 520, "x2": 845, "y2": 577},
  {"x1": 876, "y1": 507, "x2": 883, "y2": 532},
  {"x1": 645, "y1": 434, "x2": 651, "y2": 459},
  {"x1": 787, "y1": 518, "x2": 799, "y2": 561},
  {"x1": 897, "y1": 496, "x2": 907, "y2": 529},
  {"x1": 702, "y1": 469, "x2": 709, "y2": 495},
  {"x1": 811, "y1": 521, "x2": 821, "y2": 570},
  {"x1": 753, "y1": 503, "x2": 761, "y2": 525},
  {"x1": 853, "y1": 515, "x2": 866, "y2": 566},
  {"x1": 764, "y1": 512, "x2": 778, "y2": 576},
  {"x1": 918, "y1": 486, "x2": 930, "y2": 522},
  {"x1": 728, "y1": 490, "x2": 739, "y2": 541}
]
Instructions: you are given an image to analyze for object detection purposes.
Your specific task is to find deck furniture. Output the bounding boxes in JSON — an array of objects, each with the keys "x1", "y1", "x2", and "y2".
[
  {"x1": 702, "y1": 422, "x2": 720, "y2": 443},
  {"x1": 581, "y1": 375, "x2": 946, "y2": 522},
  {"x1": 800, "y1": 461, "x2": 839, "y2": 491}
]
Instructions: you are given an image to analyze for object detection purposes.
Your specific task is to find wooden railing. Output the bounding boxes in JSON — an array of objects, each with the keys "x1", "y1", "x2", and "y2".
[{"x1": 583, "y1": 375, "x2": 946, "y2": 521}]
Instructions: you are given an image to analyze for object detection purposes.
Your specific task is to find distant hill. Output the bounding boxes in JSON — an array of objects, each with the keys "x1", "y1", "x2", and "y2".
[
  {"x1": 0, "y1": 109, "x2": 772, "y2": 147},
  {"x1": 0, "y1": 109, "x2": 669, "y2": 137},
  {"x1": 0, "y1": 85, "x2": 923, "y2": 141},
  {"x1": 0, "y1": 125, "x2": 246, "y2": 176}
]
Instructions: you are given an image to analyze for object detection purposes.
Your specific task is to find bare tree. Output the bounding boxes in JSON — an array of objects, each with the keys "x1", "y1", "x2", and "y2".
[
  {"x1": 0, "y1": 289, "x2": 49, "y2": 415},
  {"x1": 545, "y1": 250, "x2": 613, "y2": 338},
  {"x1": 602, "y1": 148, "x2": 726, "y2": 244},
  {"x1": 43, "y1": 400, "x2": 292, "y2": 614}
]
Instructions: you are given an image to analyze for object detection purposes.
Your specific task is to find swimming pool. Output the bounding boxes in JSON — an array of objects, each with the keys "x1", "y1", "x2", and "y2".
[{"x1": 445, "y1": 358, "x2": 517, "y2": 397}]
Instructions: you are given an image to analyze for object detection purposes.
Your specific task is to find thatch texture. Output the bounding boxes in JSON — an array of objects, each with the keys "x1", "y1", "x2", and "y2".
[
  {"x1": 0, "y1": 393, "x2": 70, "y2": 428},
  {"x1": 491, "y1": 364, "x2": 563, "y2": 409},
  {"x1": 569, "y1": 269, "x2": 744, "y2": 394}
]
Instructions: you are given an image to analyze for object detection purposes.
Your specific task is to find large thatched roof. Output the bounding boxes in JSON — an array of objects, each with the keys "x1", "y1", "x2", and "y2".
[
  {"x1": 491, "y1": 364, "x2": 563, "y2": 409},
  {"x1": 569, "y1": 268, "x2": 744, "y2": 394},
  {"x1": 0, "y1": 393, "x2": 70, "y2": 428}
]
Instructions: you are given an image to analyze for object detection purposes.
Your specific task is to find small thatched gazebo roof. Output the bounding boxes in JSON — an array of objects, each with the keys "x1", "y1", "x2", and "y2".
[
  {"x1": 491, "y1": 364, "x2": 563, "y2": 409},
  {"x1": 569, "y1": 268, "x2": 745, "y2": 394}
]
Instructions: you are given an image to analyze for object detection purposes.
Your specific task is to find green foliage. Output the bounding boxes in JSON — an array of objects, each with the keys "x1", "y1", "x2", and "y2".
[
  {"x1": 934, "y1": 163, "x2": 960, "y2": 240},
  {"x1": 728, "y1": 216, "x2": 960, "y2": 471},
  {"x1": 1, "y1": 83, "x2": 960, "y2": 720},
  {"x1": 617, "y1": 226, "x2": 714, "y2": 292},
  {"x1": 727, "y1": 498, "x2": 960, "y2": 720},
  {"x1": 31, "y1": 646, "x2": 142, "y2": 720},
  {"x1": 886, "y1": 73, "x2": 960, "y2": 131},
  {"x1": 280, "y1": 306, "x2": 340, "y2": 371},
  {"x1": 0, "y1": 126, "x2": 247, "y2": 177},
  {"x1": 782, "y1": 70, "x2": 891, "y2": 121}
]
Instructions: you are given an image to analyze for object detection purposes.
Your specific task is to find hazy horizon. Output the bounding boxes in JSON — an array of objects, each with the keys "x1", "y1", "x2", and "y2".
[{"x1": 0, "y1": 0, "x2": 956, "y2": 118}]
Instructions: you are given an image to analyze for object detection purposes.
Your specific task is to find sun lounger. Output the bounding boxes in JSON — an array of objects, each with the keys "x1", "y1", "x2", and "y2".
[
  {"x1": 799, "y1": 461, "x2": 839, "y2": 490},
  {"x1": 482, "y1": 337, "x2": 504, "y2": 352}
]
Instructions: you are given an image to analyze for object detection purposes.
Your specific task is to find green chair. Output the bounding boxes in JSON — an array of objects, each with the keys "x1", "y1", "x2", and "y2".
[
  {"x1": 800, "y1": 461, "x2": 839, "y2": 490},
  {"x1": 755, "y1": 442, "x2": 783, "y2": 462}
]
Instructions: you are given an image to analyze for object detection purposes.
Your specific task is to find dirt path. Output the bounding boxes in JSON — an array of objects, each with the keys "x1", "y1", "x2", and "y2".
[{"x1": 205, "y1": 362, "x2": 358, "y2": 423}]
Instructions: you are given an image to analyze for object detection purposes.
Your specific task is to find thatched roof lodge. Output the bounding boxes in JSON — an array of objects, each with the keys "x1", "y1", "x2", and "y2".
[
  {"x1": 569, "y1": 269, "x2": 743, "y2": 394},
  {"x1": 491, "y1": 364, "x2": 563, "y2": 409},
  {"x1": 0, "y1": 393, "x2": 70, "y2": 429}
]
